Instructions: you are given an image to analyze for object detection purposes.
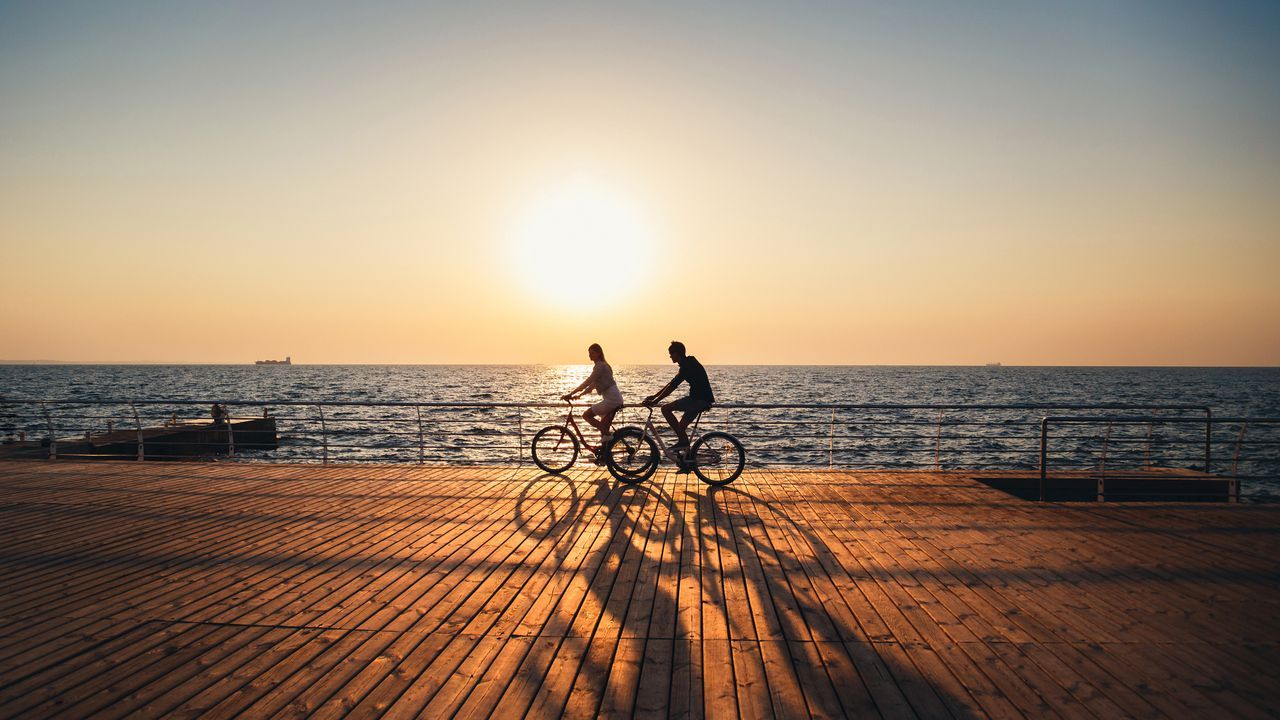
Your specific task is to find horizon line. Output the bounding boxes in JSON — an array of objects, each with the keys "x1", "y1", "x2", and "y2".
[{"x1": 2, "y1": 361, "x2": 1278, "y2": 369}]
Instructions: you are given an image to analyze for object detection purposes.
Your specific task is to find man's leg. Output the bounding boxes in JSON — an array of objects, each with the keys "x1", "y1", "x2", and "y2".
[
  {"x1": 671, "y1": 410, "x2": 703, "y2": 472},
  {"x1": 661, "y1": 402, "x2": 688, "y2": 446},
  {"x1": 675, "y1": 410, "x2": 702, "y2": 446}
]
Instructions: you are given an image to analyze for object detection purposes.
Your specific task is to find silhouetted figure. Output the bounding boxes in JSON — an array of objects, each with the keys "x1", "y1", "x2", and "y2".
[
  {"x1": 562, "y1": 343, "x2": 625, "y2": 462},
  {"x1": 211, "y1": 403, "x2": 228, "y2": 426},
  {"x1": 643, "y1": 341, "x2": 714, "y2": 472}
]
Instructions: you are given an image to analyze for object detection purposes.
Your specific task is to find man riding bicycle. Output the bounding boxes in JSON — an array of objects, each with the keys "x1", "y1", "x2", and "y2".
[{"x1": 643, "y1": 341, "x2": 714, "y2": 472}]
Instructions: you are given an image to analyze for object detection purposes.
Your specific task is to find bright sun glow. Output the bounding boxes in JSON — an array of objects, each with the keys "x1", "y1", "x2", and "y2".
[{"x1": 509, "y1": 177, "x2": 655, "y2": 309}]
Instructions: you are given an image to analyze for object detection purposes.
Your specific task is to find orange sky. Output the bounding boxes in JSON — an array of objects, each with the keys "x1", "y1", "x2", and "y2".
[{"x1": 1, "y1": 3, "x2": 1277, "y2": 365}]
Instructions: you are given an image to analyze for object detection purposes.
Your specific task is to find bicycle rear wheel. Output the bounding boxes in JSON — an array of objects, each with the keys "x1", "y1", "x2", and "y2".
[
  {"x1": 531, "y1": 426, "x2": 578, "y2": 474},
  {"x1": 605, "y1": 427, "x2": 659, "y2": 484},
  {"x1": 690, "y1": 431, "x2": 745, "y2": 486}
]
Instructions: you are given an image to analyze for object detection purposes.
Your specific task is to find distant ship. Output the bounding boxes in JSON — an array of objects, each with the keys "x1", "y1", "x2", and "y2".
[
  {"x1": 985, "y1": 362, "x2": 1001, "y2": 367},
  {"x1": 255, "y1": 356, "x2": 292, "y2": 365}
]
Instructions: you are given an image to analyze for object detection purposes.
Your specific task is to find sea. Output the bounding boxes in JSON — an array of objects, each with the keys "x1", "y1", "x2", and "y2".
[{"x1": 2, "y1": 365, "x2": 1278, "y2": 496}]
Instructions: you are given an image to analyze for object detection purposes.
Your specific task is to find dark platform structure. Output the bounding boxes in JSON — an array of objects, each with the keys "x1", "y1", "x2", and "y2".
[
  {"x1": 975, "y1": 468, "x2": 1236, "y2": 502},
  {"x1": 0, "y1": 418, "x2": 277, "y2": 460},
  {"x1": 0, "y1": 461, "x2": 1277, "y2": 718}
]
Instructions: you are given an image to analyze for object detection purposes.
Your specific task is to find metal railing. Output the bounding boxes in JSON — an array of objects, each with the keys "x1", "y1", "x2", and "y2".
[
  {"x1": 1038, "y1": 415, "x2": 1280, "y2": 502},
  {"x1": 0, "y1": 400, "x2": 1203, "y2": 459},
  {"x1": 6, "y1": 398, "x2": 1276, "y2": 499}
]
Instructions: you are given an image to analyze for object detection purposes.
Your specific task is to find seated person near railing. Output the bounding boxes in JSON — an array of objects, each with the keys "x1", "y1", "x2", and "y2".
[
  {"x1": 562, "y1": 343, "x2": 625, "y2": 458},
  {"x1": 644, "y1": 340, "x2": 715, "y2": 463},
  {"x1": 211, "y1": 403, "x2": 228, "y2": 426}
]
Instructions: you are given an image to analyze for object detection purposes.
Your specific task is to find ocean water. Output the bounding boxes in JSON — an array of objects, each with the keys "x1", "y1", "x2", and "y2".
[
  {"x1": 2, "y1": 365, "x2": 1278, "y2": 494},
  {"x1": 4, "y1": 364, "x2": 1278, "y2": 411}
]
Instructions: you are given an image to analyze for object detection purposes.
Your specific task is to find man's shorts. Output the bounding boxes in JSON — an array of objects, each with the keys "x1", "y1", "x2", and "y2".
[{"x1": 667, "y1": 396, "x2": 713, "y2": 416}]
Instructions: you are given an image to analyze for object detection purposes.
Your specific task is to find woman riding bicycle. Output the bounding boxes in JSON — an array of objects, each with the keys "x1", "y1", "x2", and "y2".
[{"x1": 561, "y1": 343, "x2": 625, "y2": 460}]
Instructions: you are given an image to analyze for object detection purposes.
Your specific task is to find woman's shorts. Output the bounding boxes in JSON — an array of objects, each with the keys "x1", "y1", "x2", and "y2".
[{"x1": 590, "y1": 388, "x2": 624, "y2": 416}]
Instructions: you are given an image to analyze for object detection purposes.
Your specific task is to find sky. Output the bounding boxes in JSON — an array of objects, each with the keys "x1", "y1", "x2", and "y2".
[{"x1": 1, "y1": 0, "x2": 1278, "y2": 365}]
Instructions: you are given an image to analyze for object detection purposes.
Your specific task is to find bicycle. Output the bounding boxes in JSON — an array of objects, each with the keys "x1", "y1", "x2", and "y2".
[
  {"x1": 530, "y1": 400, "x2": 611, "y2": 474},
  {"x1": 603, "y1": 403, "x2": 745, "y2": 486}
]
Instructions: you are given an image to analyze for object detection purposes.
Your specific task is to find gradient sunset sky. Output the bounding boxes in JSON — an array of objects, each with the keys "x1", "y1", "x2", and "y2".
[{"x1": 2, "y1": 1, "x2": 1277, "y2": 365}]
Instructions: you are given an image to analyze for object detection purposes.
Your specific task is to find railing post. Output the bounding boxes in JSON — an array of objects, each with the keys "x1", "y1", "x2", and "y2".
[
  {"x1": 317, "y1": 405, "x2": 329, "y2": 465},
  {"x1": 934, "y1": 410, "x2": 945, "y2": 470},
  {"x1": 828, "y1": 408, "x2": 835, "y2": 470},
  {"x1": 1230, "y1": 422, "x2": 1247, "y2": 502},
  {"x1": 1143, "y1": 422, "x2": 1154, "y2": 468},
  {"x1": 416, "y1": 405, "x2": 426, "y2": 465},
  {"x1": 131, "y1": 402, "x2": 144, "y2": 461},
  {"x1": 516, "y1": 409, "x2": 524, "y2": 466},
  {"x1": 1039, "y1": 417, "x2": 1049, "y2": 502},
  {"x1": 225, "y1": 405, "x2": 236, "y2": 458},
  {"x1": 1204, "y1": 407, "x2": 1213, "y2": 474},
  {"x1": 1098, "y1": 420, "x2": 1112, "y2": 501},
  {"x1": 43, "y1": 402, "x2": 57, "y2": 460}
]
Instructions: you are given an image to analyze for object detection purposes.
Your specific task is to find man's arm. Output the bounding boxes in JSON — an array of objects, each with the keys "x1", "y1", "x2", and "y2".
[{"x1": 644, "y1": 372, "x2": 684, "y2": 405}]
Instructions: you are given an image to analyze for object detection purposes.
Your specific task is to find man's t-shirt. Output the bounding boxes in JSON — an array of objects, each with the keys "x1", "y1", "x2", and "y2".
[{"x1": 675, "y1": 356, "x2": 714, "y2": 403}]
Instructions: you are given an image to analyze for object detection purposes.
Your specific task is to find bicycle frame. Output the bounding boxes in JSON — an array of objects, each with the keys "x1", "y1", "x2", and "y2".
[
  {"x1": 633, "y1": 405, "x2": 704, "y2": 458},
  {"x1": 554, "y1": 402, "x2": 602, "y2": 454}
]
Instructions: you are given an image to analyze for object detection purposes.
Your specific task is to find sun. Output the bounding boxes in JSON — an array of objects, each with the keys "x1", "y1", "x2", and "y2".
[{"x1": 509, "y1": 177, "x2": 655, "y2": 310}]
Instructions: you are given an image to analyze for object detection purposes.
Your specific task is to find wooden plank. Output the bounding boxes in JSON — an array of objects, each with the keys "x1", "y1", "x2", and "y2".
[
  {"x1": 803, "y1": 471, "x2": 1083, "y2": 717},
  {"x1": 169, "y1": 629, "x2": 373, "y2": 719},
  {"x1": 697, "y1": 488, "x2": 738, "y2": 719},
  {"x1": 844, "y1": 482, "x2": 1164, "y2": 717},
  {"x1": 445, "y1": 474, "x2": 624, "y2": 707},
  {"x1": 1, "y1": 465, "x2": 414, "y2": 623},
  {"x1": 718, "y1": 481, "x2": 811, "y2": 717},
  {"x1": 668, "y1": 470, "x2": 704, "y2": 720},
  {"x1": 269, "y1": 470, "x2": 556, "y2": 717},
  {"x1": 523, "y1": 473, "x2": 662, "y2": 718},
  {"x1": 364, "y1": 471, "x2": 622, "y2": 717},
  {"x1": 444, "y1": 474, "x2": 625, "y2": 717},
  {"x1": 0, "y1": 460, "x2": 1278, "y2": 720},
  {"x1": 480, "y1": 471, "x2": 644, "y2": 717},
  {"x1": 631, "y1": 470, "x2": 686, "y2": 719},
  {"x1": 577, "y1": 479, "x2": 673, "y2": 719}
]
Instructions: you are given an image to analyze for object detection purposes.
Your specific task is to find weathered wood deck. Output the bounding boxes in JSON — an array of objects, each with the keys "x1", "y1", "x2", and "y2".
[{"x1": 0, "y1": 460, "x2": 1277, "y2": 718}]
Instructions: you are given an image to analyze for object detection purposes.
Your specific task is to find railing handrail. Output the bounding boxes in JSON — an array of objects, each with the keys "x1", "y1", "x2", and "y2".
[
  {"x1": 1041, "y1": 415, "x2": 1278, "y2": 424},
  {"x1": 2, "y1": 399, "x2": 1215, "y2": 412}
]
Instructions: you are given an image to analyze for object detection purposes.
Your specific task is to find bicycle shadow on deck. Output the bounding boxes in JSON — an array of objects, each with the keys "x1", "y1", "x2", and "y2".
[{"x1": 501, "y1": 468, "x2": 980, "y2": 719}]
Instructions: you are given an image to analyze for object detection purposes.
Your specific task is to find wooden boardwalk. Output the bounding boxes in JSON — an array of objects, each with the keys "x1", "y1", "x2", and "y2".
[{"x1": 0, "y1": 461, "x2": 1278, "y2": 719}]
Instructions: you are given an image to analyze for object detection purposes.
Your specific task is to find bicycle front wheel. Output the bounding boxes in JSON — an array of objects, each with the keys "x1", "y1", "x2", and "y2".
[
  {"x1": 690, "y1": 431, "x2": 745, "y2": 486},
  {"x1": 531, "y1": 426, "x2": 579, "y2": 474},
  {"x1": 605, "y1": 427, "x2": 659, "y2": 484}
]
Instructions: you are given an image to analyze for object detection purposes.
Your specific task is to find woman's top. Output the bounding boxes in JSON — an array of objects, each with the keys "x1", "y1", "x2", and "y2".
[{"x1": 587, "y1": 360, "x2": 622, "y2": 400}]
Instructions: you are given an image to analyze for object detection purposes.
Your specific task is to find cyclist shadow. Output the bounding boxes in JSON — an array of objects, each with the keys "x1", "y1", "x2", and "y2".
[
  {"x1": 513, "y1": 471, "x2": 583, "y2": 543},
  {"x1": 506, "y1": 469, "x2": 967, "y2": 718},
  {"x1": 698, "y1": 483, "x2": 936, "y2": 717},
  {"x1": 505, "y1": 467, "x2": 691, "y2": 713}
]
